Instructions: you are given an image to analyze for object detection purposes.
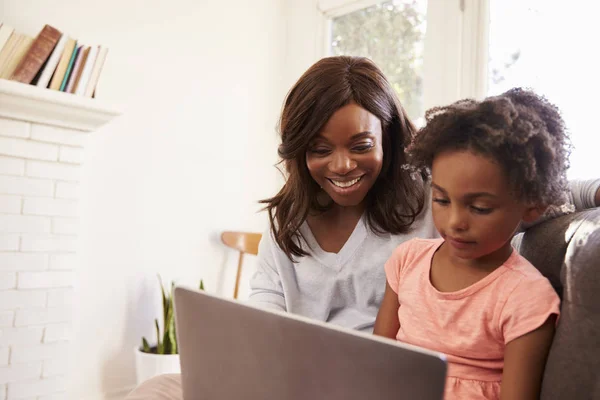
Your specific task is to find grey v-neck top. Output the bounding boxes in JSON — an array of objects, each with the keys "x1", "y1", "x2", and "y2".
[
  {"x1": 248, "y1": 208, "x2": 439, "y2": 332},
  {"x1": 248, "y1": 179, "x2": 599, "y2": 332}
]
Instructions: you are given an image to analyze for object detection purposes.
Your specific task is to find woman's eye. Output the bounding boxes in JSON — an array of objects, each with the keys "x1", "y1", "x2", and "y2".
[
  {"x1": 471, "y1": 206, "x2": 493, "y2": 214},
  {"x1": 432, "y1": 198, "x2": 449, "y2": 206},
  {"x1": 352, "y1": 143, "x2": 374, "y2": 152},
  {"x1": 309, "y1": 148, "x2": 330, "y2": 155}
]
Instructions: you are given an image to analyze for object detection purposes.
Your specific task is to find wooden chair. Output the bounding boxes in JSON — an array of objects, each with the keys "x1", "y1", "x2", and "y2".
[{"x1": 220, "y1": 231, "x2": 262, "y2": 299}]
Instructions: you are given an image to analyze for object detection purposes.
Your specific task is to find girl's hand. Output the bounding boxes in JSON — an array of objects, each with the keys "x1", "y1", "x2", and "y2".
[
  {"x1": 500, "y1": 316, "x2": 556, "y2": 400},
  {"x1": 373, "y1": 282, "x2": 400, "y2": 339}
]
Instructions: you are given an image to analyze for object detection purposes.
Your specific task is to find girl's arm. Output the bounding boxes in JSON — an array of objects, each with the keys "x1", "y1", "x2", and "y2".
[
  {"x1": 500, "y1": 316, "x2": 556, "y2": 400},
  {"x1": 373, "y1": 282, "x2": 400, "y2": 339}
]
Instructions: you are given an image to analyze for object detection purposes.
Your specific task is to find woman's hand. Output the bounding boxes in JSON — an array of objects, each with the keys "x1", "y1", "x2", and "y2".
[
  {"x1": 500, "y1": 316, "x2": 556, "y2": 400},
  {"x1": 373, "y1": 282, "x2": 400, "y2": 339}
]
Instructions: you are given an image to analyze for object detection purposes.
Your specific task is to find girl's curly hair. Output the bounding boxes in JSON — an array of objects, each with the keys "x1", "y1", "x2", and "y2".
[{"x1": 407, "y1": 88, "x2": 571, "y2": 206}]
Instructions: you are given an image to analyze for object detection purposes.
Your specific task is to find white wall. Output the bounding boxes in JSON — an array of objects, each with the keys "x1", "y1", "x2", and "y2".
[{"x1": 2, "y1": 0, "x2": 287, "y2": 398}]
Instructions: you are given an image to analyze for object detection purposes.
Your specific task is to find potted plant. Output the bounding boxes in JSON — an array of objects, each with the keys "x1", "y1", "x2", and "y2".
[{"x1": 134, "y1": 276, "x2": 204, "y2": 384}]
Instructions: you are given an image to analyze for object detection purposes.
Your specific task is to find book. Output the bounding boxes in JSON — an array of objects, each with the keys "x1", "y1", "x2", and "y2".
[
  {"x1": 75, "y1": 45, "x2": 98, "y2": 95},
  {"x1": 65, "y1": 45, "x2": 88, "y2": 93},
  {"x1": 0, "y1": 24, "x2": 14, "y2": 53},
  {"x1": 84, "y1": 46, "x2": 108, "y2": 98},
  {"x1": 0, "y1": 34, "x2": 34, "y2": 79},
  {"x1": 59, "y1": 43, "x2": 79, "y2": 91},
  {"x1": 0, "y1": 32, "x2": 19, "y2": 77},
  {"x1": 36, "y1": 33, "x2": 69, "y2": 88},
  {"x1": 11, "y1": 24, "x2": 61, "y2": 84},
  {"x1": 49, "y1": 38, "x2": 76, "y2": 90}
]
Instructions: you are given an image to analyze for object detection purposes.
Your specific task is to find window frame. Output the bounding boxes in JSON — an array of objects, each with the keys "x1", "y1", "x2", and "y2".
[{"x1": 315, "y1": 0, "x2": 490, "y2": 111}]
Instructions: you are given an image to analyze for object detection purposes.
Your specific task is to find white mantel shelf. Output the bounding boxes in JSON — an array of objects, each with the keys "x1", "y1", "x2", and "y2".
[{"x1": 0, "y1": 78, "x2": 121, "y2": 132}]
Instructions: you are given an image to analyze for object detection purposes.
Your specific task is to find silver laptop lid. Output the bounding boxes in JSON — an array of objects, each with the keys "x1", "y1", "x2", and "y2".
[{"x1": 174, "y1": 286, "x2": 446, "y2": 400}]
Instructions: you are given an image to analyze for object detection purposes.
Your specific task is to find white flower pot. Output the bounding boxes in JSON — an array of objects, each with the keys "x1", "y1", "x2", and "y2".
[{"x1": 134, "y1": 346, "x2": 181, "y2": 385}]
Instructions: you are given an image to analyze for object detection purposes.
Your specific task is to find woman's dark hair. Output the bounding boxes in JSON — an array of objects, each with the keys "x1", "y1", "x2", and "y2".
[
  {"x1": 261, "y1": 56, "x2": 425, "y2": 259},
  {"x1": 408, "y1": 88, "x2": 571, "y2": 206}
]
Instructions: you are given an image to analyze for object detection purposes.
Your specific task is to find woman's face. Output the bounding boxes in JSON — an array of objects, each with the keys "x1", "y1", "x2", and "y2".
[{"x1": 305, "y1": 103, "x2": 384, "y2": 209}]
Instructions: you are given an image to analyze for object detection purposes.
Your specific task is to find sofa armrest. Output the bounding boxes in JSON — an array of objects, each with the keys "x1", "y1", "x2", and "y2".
[{"x1": 518, "y1": 208, "x2": 600, "y2": 400}]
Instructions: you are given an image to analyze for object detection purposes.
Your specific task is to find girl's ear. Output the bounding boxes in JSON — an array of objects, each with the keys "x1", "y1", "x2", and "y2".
[{"x1": 522, "y1": 204, "x2": 548, "y2": 223}]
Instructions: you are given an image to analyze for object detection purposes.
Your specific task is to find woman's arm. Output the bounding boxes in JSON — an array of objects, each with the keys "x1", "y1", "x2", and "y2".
[
  {"x1": 248, "y1": 229, "x2": 287, "y2": 311},
  {"x1": 500, "y1": 316, "x2": 556, "y2": 400},
  {"x1": 373, "y1": 282, "x2": 400, "y2": 339},
  {"x1": 568, "y1": 178, "x2": 600, "y2": 210}
]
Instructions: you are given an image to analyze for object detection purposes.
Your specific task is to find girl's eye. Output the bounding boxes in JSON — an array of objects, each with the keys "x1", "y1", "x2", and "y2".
[
  {"x1": 471, "y1": 206, "x2": 493, "y2": 214},
  {"x1": 432, "y1": 198, "x2": 450, "y2": 206}
]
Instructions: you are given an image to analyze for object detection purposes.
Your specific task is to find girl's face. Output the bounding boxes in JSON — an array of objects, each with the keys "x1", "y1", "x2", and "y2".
[
  {"x1": 430, "y1": 149, "x2": 541, "y2": 266},
  {"x1": 306, "y1": 103, "x2": 384, "y2": 209}
]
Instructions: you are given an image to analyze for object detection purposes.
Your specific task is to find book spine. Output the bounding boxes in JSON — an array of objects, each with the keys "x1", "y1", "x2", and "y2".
[
  {"x1": 11, "y1": 24, "x2": 61, "y2": 84},
  {"x1": 60, "y1": 44, "x2": 79, "y2": 92}
]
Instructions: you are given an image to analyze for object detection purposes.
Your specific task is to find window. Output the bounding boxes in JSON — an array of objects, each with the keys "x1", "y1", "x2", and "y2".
[
  {"x1": 329, "y1": 1, "x2": 428, "y2": 124},
  {"x1": 488, "y1": 0, "x2": 598, "y2": 178}
]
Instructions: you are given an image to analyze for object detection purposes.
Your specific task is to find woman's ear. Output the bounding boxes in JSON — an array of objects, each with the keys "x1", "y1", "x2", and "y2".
[{"x1": 522, "y1": 204, "x2": 548, "y2": 223}]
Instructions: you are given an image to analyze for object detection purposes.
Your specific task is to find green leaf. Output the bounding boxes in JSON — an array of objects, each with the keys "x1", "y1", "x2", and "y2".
[
  {"x1": 199, "y1": 279, "x2": 204, "y2": 291},
  {"x1": 155, "y1": 318, "x2": 163, "y2": 354},
  {"x1": 141, "y1": 337, "x2": 151, "y2": 353},
  {"x1": 158, "y1": 275, "x2": 168, "y2": 328}
]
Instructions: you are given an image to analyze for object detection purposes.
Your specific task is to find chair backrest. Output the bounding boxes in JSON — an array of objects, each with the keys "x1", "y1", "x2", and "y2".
[
  {"x1": 221, "y1": 232, "x2": 261, "y2": 256},
  {"x1": 221, "y1": 232, "x2": 262, "y2": 299}
]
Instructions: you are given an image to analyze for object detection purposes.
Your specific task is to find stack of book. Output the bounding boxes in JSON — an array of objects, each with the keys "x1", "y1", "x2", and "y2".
[{"x1": 0, "y1": 23, "x2": 108, "y2": 98}]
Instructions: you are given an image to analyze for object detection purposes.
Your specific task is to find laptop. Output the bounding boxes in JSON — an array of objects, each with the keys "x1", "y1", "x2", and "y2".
[{"x1": 173, "y1": 286, "x2": 447, "y2": 400}]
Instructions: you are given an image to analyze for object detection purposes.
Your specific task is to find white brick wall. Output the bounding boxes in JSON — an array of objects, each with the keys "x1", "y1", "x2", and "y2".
[
  {"x1": 57, "y1": 147, "x2": 83, "y2": 165},
  {"x1": 0, "y1": 347, "x2": 9, "y2": 366},
  {"x1": 0, "y1": 177, "x2": 54, "y2": 197},
  {"x1": 0, "y1": 137, "x2": 59, "y2": 162},
  {"x1": 22, "y1": 199, "x2": 78, "y2": 218},
  {"x1": 0, "y1": 327, "x2": 44, "y2": 346},
  {"x1": 47, "y1": 255, "x2": 76, "y2": 271},
  {"x1": 0, "y1": 119, "x2": 29, "y2": 139},
  {"x1": 17, "y1": 272, "x2": 74, "y2": 290},
  {"x1": 0, "y1": 236, "x2": 19, "y2": 252},
  {"x1": 50, "y1": 218, "x2": 78, "y2": 235},
  {"x1": 0, "y1": 312, "x2": 14, "y2": 328},
  {"x1": 6, "y1": 376, "x2": 66, "y2": 399},
  {"x1": 0, "y1": 216, "x2": 51, "y2": 234},
  {"x1": 0, "y1": 363, "x2": 42, "y2": 384},
  {"x1": 41, "y1": 358, "x2": 67, "y2": 378},
  {"x1": 10, "y1": 343, "x2": 67, "y2": 364},
  {"x1": 0, "y1": 274, "x2": 16, "y2": 290},
  {"x1": 0, "y1": 196, "x2": 21, "y2": 214},
  {"x1": 14, "y1": 308, "x2": 70, "y2": 327},
  {"x1": 0, "y1": 119, "x2": 86, "y2": 396},
  {"x1": 43, "y1": 324, "x2": 71, "y2": 343},
  {"x1": 46, "y1": 290, "x2": 73, "y2": 308},
  {"x1": 0, "y1": 157, "x2": 25, "y2": 176},
  {"x1": 53, "y1": 183, "x2": 78, "y2": 200},
  {"x1": 20, "y1": 236, "x2": 77, "y2": 253},
  {"x1": 38, "y1": 394, "x2": 66, "y2": 400},
  {"x1": 0, "y1": 292, "x2": 47, "y2": 310},
  {"x1": 30, "y1": 125, "x2": 87, "y2": 147},
  {"x1": 0, "y1": 254, "x2": 48, "y2": 271},
  {"x1": 25, "y1": 161, "x2": 80, "y2": 182}
]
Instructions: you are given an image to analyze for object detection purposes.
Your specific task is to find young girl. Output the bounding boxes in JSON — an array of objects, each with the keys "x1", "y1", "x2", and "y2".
[{"x1": 374, "y1": 89, "x2": 568, "y2": 399}]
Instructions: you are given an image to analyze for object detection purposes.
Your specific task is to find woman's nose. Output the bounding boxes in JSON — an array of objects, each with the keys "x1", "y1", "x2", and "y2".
[{"x1": 329, "y1": 151, "x2": 357, "y2": 175}]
